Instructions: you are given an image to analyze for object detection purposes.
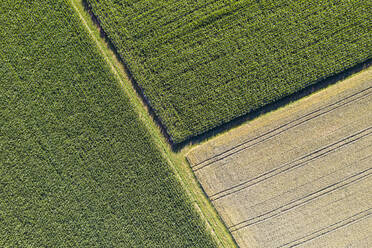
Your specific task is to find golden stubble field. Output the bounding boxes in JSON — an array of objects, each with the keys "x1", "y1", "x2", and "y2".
[{"x1": 187, "y1": 68, "x2": 372, "y2": 248}]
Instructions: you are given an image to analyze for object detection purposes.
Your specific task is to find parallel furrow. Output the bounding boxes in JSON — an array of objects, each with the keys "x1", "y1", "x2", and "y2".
[
  {"x1": 229, "y1": 166, "x2": 372, "y2": 232},
  {"x1": 211, "y1": 126, "x2": 372, "y2": 201},
  {"x1": 191, "y1": 86, "x2": 372, "y2": 171},
  {"x1": 279, "y1": 208, "x2": 372, "y2": 248}
]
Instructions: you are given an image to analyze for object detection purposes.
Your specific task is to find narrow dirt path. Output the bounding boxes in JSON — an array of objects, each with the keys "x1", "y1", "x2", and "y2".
[
  {"x1": 69, "y1": 1, "x2": 127, "y2": 85},
  {"x1": 68, "y1": 1, "x2": 236, "y2": 247}
]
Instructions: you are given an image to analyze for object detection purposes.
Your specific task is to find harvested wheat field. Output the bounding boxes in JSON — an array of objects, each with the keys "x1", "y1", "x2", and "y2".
[{"x1": 187, "y1": 68, "x2": 372, "y2": 248}]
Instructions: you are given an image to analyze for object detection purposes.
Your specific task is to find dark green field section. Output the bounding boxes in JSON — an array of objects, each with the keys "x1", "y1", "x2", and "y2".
[
  {"x1": 0, "y1": 1, "x2": 216, "y2": 247},
  {"x1": 85, "y1": 0, "x2": 372, "y2": 143}
]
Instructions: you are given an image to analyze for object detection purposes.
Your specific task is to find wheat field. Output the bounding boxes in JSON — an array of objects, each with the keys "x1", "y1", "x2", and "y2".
[{"x1": 187, "y1": 69, "x2": 372, "y2": 247}]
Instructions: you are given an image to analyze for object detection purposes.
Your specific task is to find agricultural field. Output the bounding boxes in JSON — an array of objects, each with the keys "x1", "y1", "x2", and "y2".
[
  {"x1": 85, "y1": 0, "x2": 371, "y2": 143},
  {"x1": 0, "y1": 0, "x2": 217, "y2": 247},
  {"x1": 187, "y1": 69, "x2": 372, "y2": 247}
]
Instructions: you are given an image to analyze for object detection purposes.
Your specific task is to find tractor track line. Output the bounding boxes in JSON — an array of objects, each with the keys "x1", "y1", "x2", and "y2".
[
  {"x1": 210, "y1": 126, "x2": 372, "y2": 201},
  {"x1": 229, "y1": 167, "x2": 372, "y2": 232},
  {"x1": 279, "y1": 208, "x2": 372, "y2": 248},
  {"x1": 192, "y1": 86, "x2": 372, "y2": 171}
]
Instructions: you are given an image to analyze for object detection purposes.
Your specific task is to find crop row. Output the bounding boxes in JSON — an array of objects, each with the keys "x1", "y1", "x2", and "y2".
[{"x1": 86, "y1": 0, "x2": 372, "y2": 143}]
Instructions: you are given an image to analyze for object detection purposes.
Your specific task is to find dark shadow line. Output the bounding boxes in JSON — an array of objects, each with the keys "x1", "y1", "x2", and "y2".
[
  {"x1": 174, "y1": 58, "x2": 371, "y2": 151},
  {"x1": 82, "y1": 0, "x2": 174, "y2": 144}
]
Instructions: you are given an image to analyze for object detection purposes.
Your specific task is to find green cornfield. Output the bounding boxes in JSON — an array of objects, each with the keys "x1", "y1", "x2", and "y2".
[
  {"x1": 0, "y1": 1, "x2": 216, "y2": 247},
  {"x1": 85, "y1": 0, "x2": 372, "y2": 143}
]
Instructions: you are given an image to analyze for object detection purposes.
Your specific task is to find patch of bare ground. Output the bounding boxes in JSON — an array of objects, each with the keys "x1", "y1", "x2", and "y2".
[{"x1": 187, "y1": 68, "x2": 372, "y2": 248}]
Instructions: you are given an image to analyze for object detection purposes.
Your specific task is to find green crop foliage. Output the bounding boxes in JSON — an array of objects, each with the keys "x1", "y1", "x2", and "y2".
[
  {"x1": 0, "y1": 1, "x2": 216, "y2": 247},
  {"x1": 85, "y1": 0, "x2": 372, "y2": 143}
]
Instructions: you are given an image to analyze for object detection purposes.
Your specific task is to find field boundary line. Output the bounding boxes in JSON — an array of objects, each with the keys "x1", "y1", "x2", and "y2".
[
  {"x1": 191, "y1": 86, "x2": 372, "y2": 171},
  {"x1": 67, "y1": 1, "x2": 237, "y2": 247}
]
